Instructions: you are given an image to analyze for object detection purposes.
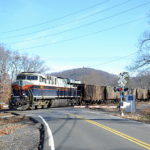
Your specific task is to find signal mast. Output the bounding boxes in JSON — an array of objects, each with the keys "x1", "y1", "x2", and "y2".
[{"x1": 114, "y1": 72, "x2": 129, "y2": 116}]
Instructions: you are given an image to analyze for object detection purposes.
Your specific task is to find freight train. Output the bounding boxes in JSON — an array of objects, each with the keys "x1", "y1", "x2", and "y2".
[{"x1": 9, "y1": 72, "x2": 150, "y2": 110}]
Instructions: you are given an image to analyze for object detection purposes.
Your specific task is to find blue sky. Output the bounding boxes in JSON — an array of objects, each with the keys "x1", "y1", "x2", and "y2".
[{"x1": 0, "y1": 0, "x2": 150, "y2": 75}]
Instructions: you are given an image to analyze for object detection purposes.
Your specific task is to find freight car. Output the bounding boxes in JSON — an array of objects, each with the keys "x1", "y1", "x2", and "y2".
[
  {"x1": 9, "y1": 72, "x2": 81, "y2": 110},
  {"x1": 136, "y1": 88, "x2": 149, "y2": 101},
  {"x1": 81, "y1": 85, "x2": 120, "y2": 104}
]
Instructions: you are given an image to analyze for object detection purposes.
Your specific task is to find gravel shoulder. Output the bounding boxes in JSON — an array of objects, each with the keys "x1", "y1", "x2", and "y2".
[
  {"x1": 0, "y1": 114, "x2": 42, "y2": 150},
  {"x1": 93, "y1": 101, "x2": 150, "y2": 124}
]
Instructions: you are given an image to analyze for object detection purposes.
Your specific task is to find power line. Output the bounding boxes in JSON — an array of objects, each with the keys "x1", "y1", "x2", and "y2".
[
  {"x1": 16, "y1": 16, "x2": 145, "y2": 51},
  {"x1": 87, "y1": 52, "x2": 137, "y2": 68},
  {"x1": 2, "y1": 0, "x2": 149, "y2": 41},
  {"x1": 0, "y1": 0, "x2": 109, "y2": 34},
  {"x1": 8, "y1": 0, "x2": 131, "y2": 43},
  {"x1": 41, "y1": 52, "x2": 137, "y2": 67},
  {"x1": 1, "y1": 0, "x2": 131, "y2": 39}
]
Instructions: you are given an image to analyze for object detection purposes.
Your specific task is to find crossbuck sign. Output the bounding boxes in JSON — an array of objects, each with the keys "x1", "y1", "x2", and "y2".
[{"x1": 118, "y1": 72, "x2": 128, "y2": 87}]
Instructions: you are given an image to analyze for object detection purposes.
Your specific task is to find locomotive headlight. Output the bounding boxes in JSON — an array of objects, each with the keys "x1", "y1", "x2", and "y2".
[
  {"x1": 22, "y1": 93, "x2": 26, "y2": 96},
  {"x1": 22, "y1": 91, "x2": 26, "y2": 96}
]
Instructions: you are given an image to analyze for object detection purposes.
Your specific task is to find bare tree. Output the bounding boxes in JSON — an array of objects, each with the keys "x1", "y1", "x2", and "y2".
[
  {"x1": 127, "y1": 28, "x2": 150, "y2": 89},
  {"x1": 9, "y1": 52, "x2": 49, "y2": 82},
  {"x1": 0, "y1": 45, "x2": 11, "y2": 103},
  {"x1": 130, "y1": 71, "x2": 150, "y2": 89},
  {"x1": 21, "y1": 55, "x2": 48, "y2": 73},
  {"x1": 0, "y1": 44, "x2": 49, "y2": 103},
  {"x1": 8, "y1": 51, "x2": 23, "y2": 82},
  {"x1": 129, "y1": 31, "x2": 150, "y2": 71}
]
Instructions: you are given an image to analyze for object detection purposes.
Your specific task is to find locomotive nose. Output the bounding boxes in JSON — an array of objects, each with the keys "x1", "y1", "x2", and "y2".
[{"x1": 12, "y1": 80, "x2": 31, "y2": 90}]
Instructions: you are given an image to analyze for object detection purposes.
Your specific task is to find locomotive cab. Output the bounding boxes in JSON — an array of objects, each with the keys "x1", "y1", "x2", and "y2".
[{"x1": 10, "y1": 72, "x2": 44, "y2": 110}]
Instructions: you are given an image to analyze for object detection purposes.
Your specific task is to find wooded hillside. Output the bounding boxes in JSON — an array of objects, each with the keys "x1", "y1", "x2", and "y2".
[
  {"x1": 52, "y1": 67, "x2": 150, "y2": 89},
  {"x1": 52, "y1": 67, "x2": 118, "y2": 86}
]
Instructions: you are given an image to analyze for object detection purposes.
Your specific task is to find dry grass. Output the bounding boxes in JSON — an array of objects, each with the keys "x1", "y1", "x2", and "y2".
[
  {"x1": 0, "y1": 115, "x2": 27, "y2": 124},
  {"x1": 112, "y1": 101, "x2": 150, "y2": 123},
  {"x1": 140, "y1": 108, "x2": 150, "y2": 115},
  {"x1": 0, "y1": 113, "x2": 12, "y2": 117},
  {"x1": 0, "y1": 115, "x2": 28, "y2": 136},
  {"x1": 137, "y1": 101, "x2": 150, "y2": 106},
  {"x1": 120, "y1": 107, "x2": 150, "y2": 124},
  {"x1": 0, "y1": 124, "x2": 26, "y2": 135},
  {"x1": 123, "y1": 114, "x2": 150, "y2": 123}
]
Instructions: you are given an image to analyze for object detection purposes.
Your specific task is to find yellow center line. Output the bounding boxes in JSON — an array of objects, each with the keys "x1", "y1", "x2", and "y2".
[{"x1": 67, "y1": 113, "x2": 150, "y2": 150}]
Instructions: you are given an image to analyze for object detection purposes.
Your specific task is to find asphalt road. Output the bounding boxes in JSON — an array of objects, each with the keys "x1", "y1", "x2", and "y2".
[{"x1": 17, "y1": 107, "x2": 150, "y2": 150}]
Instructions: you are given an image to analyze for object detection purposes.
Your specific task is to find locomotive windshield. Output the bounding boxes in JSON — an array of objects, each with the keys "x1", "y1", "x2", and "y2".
[
  {"x1": 17, "y1": 75, "x2": 26, "y2": 80},
  {"x1": 17, "y1": 75, "x2": 38, "y2": 80},
  {"x1": 27, "y1": 76, "x2": 38, "y2": 80}
]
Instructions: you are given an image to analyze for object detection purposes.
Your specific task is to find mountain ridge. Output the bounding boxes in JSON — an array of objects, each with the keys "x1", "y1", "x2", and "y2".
[{"x1": 51, "y1": 67, "x2": 118, "y2": 86}]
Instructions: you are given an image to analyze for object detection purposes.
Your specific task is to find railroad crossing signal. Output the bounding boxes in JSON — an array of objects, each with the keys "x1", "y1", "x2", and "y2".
[
  {"x1": 118, "y1": 72, "x2": 129, "y2": 87},
  {"x1": 118, "y1": 72, "x2": 129, "y2": 79},
  {"x1": 117, "y1": 72, "x2": 129, "y2": 116},
  {"x1": 118, "y1": 78, "x2": 127, "y2": 87}
]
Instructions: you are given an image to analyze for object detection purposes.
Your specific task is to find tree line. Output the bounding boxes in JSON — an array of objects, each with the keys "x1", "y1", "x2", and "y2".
[
  {"x1": 0, "y1": 45, "x2": 48, "y2": 103},
  {"x1": 127, "y1": 29, "x2": 150, "y2": 89}
]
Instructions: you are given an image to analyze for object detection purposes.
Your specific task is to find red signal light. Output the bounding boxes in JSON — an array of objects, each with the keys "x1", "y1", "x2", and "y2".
[
  {"x1": 118, "y1": 88, "x2": 123, "y2": 91},
  {"x1": 114, "y1": 87, "x2": 123, "y2": 92}
]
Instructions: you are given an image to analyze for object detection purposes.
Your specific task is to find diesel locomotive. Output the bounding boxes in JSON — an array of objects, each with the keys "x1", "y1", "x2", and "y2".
[{"x1": 9, "y1": 72, "x2": 82, "y2": 110}]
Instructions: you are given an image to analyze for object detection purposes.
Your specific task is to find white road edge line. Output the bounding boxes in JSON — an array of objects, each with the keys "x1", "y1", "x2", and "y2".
[{"x1": 39, "y1": 115, "x2": 55, "y2": 150}]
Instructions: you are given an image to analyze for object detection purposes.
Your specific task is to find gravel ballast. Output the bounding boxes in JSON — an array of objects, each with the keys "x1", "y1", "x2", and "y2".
[{"x1": 0, "y1": 115, "x2": 42, "y2": 150}]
